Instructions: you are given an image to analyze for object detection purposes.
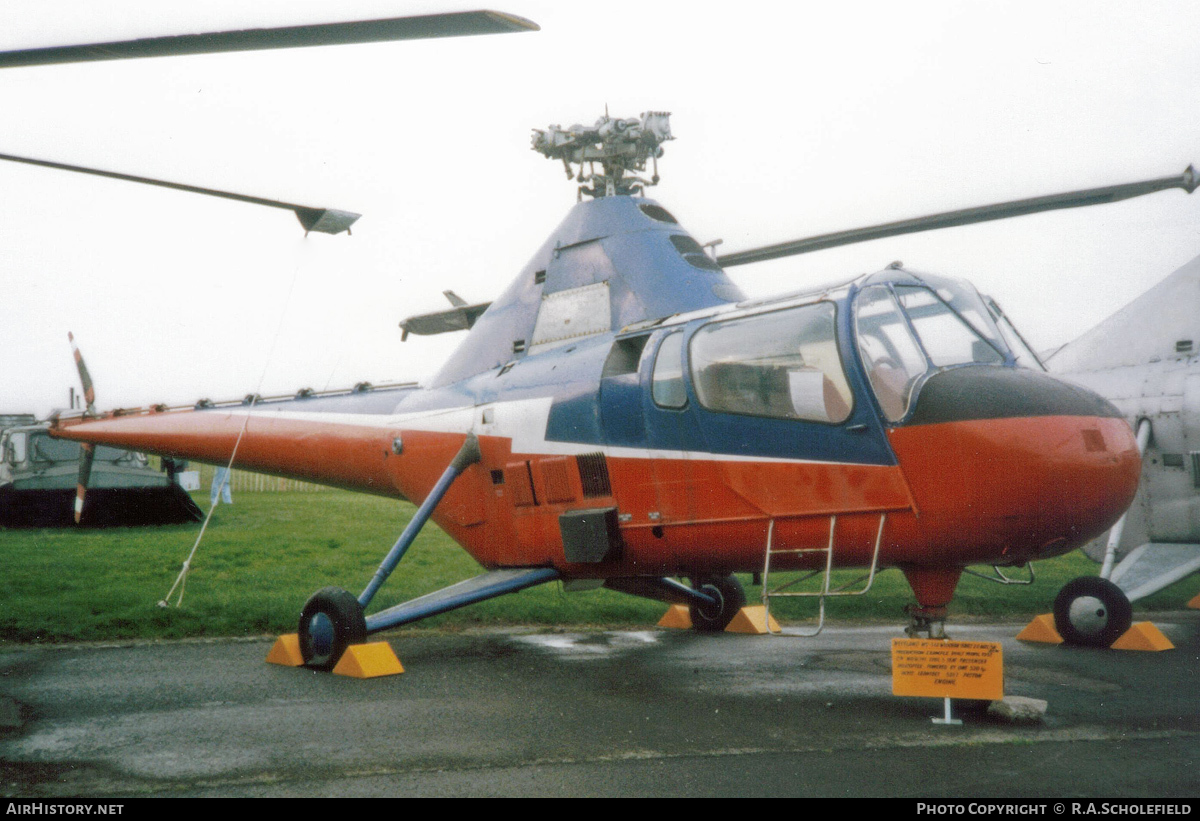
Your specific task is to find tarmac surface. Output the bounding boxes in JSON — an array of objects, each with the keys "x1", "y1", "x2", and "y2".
[{"x1": 0, "y1": 612, "x2": 1198, "y2": 798}]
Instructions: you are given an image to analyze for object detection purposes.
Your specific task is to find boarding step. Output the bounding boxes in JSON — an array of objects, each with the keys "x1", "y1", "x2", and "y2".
[{"x1": 761, "y1": 512, "x2": 887, "y2": 637}]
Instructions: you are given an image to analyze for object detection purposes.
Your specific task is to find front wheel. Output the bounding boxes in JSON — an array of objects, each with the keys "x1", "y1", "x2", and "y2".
[
  {"x1": 298, "y1": 586, "x2": 368, "y2": 669},
  {"x1": 1053, "y1": 576, "x2": 1132, "y2": 647},
  {"x1": 688, "y1": 574, "x2": 746, "y2": 632}
]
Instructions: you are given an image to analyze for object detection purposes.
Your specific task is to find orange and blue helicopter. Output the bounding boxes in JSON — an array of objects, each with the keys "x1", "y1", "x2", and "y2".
[
  {"x1": 48, "y1": 108, "x2": 1199, "y2": 667},
  {"x1": 8, "y1": 12, "x2": 1194, "y2": 669}
]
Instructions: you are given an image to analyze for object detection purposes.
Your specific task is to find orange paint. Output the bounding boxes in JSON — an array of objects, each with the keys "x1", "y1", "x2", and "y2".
[{"x1": 54, "y1": 407, "x2": 1139, "y2": 610}]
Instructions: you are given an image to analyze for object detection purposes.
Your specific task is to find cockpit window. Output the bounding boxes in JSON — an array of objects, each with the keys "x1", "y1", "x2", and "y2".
[
  {"x1": 894, "y1": 286, "x2": 1005, "y2": 368},
  {"x1": 854, "y1": 277, "x2": 1031, "y2": 422},
  {"x1": 921, "y1": 278, "x2": 1008, "y2": 356},
  {"x1": 651, "y1": 331, "x2": 687, "y2": 408},
  {"x1": 690, "y1": 302, "x2": 853, "y2": 424},
  {"x1": 987, "y1": 297, "x2": 1044, "y2": 370},
  {"x1": 854, "y1": 286, "x2": 928, "y2": 422}
]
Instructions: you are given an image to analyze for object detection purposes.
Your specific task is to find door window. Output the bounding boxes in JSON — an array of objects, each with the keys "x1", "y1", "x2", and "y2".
[{"x1": 690, "y1": 302, "x2": 853, "y2": 424}]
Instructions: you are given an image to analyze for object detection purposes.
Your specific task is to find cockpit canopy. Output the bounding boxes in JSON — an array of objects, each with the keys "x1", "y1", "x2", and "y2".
[
  {"x1": 853, "y1": 270, "x2": 1041, "y2": 421},
  {"x1": 658, "y1": 269, "x2": 1041, "y2": 430}
]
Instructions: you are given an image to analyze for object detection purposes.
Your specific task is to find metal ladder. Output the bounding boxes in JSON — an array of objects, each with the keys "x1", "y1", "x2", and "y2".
[{"x1": 760, "y1": 512, "x2": 887, "y2": 637}]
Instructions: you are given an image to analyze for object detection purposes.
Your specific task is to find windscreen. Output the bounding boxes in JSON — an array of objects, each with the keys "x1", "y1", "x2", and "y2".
[
  {"x1": 894, "y1": 286, "x2": 1005, "y2": 368},
  {"x1": 853, "y1": 286, "x2": 928, "y2": 421},
  {"x1": 855, "y1": 280, "x2": 1011, "y2": 421}
]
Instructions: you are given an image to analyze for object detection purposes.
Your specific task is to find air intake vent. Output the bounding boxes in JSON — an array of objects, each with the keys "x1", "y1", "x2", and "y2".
[
  {"x1": 670, "y1": 234, "x2": 722, "y2": 271},
  {"x1": 576, "y1": 452, "x2": 612, "y2": 498},
  {"x1": 639, "y1": 203, "x2": 678, "y2": 224}
]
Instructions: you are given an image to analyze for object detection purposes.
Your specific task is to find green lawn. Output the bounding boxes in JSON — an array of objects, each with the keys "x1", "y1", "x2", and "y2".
[{"x1": 1, "y1": 490, "x2": 1196, "y2": 645}]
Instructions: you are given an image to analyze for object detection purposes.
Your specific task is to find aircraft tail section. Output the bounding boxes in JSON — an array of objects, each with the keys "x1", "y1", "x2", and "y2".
[
  {"x1": 1048, "y1": 253, "x2": 1200, "y2": 374},
  {"x1": 51, "y1": 403, "x2": 406, "y2": 499}
]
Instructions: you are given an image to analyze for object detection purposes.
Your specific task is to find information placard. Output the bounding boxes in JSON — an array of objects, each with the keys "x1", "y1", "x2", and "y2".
[{"x1": 891, "y1": 639, "x2": 1003, "y2": 700}]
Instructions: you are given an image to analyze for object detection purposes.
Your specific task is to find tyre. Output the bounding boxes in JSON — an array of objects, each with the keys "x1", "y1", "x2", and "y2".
[
  {"x1": 688, "y1": 574, "x2": 747, "y2": 632},
  {"x1": 298, "y1": 586, "x2": 368, "y2": 669},
  {"x1": 1053, "y1": 576, "x2": 1132, "y2": 647}
]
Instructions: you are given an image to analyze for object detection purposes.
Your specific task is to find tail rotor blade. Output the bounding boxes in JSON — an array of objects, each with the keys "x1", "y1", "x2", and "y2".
[
  {"x1": 67, "y1": 332, "x2": 95, "y2": 413},
  {"x1": 74, "y1": 443, "x2": 94, "y2": 524},
  {"x1": 67, "y1": 333, "x2": 97, "y2": 523}
]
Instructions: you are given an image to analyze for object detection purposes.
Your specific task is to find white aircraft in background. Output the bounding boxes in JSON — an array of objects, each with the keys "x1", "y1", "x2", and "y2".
[{"x1": 1047, "y1": 253, "x2": 1200, "y2": 645}]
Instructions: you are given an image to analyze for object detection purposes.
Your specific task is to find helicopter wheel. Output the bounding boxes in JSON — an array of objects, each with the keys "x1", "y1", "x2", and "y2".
[
  {"x1": 298, "y1": 586, "x2": 368, "y2": 669},
  {"x1": 689, "y1": 574, "x2": 746, "y2": 632},
  {"x1": 1052, "y1": 576, "x2": 1132, "y2": 647}
]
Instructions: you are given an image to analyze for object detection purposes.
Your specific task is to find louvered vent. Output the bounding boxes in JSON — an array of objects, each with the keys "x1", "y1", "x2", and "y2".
[{"x1": 576, "y1": 452, "x2": 612, "y2": 498}]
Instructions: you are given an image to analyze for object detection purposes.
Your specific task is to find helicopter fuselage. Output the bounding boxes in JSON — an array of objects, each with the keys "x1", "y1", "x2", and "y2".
[{"x1": 52, "y1": 194, "x2": 1140, "y2": 614}]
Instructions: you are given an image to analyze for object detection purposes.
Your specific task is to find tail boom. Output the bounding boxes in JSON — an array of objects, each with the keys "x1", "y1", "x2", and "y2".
[{"x1": 52, "y1": 408, "x2": 404, "y2": 498}]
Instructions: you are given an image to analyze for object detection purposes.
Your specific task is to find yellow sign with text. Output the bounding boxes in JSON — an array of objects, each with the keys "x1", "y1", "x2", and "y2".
[{"x1": 891, "y1": 639, "x2": 1003, "y2": 700}]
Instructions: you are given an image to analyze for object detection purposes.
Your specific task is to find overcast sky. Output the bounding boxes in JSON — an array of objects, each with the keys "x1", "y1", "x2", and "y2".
[{"x1": 1, "y1": 0, "x2": 1197, "y2": 418}]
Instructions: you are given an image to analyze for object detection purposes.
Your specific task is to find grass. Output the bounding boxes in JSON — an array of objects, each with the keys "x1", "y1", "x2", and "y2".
[{"x1": 0, "y1": 490, "x2": 1196, "y2": 645}]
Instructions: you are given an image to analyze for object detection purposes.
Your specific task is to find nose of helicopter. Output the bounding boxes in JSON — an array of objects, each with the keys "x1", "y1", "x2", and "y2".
[{"x1": 885, "y1": 366, "x2": 1141, "y2": 566}]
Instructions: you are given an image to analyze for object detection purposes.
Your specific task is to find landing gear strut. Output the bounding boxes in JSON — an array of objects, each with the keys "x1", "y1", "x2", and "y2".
[
  {"x1": 905, "y1": 605, "x2": 948, "y2": 639},
  {"x1": 901, "y1": 567, "x2": 961, "y2": 639},
  {"x1": 297, "y1": 434, "x2": 482, "y2": 669}
]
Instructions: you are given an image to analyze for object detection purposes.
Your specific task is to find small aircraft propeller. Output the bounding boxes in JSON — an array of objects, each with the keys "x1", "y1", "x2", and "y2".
[
  {"x1": 0, "y1": 10, "x2": 539, "y2": 69},
  {"x1": 717, "y1": 165, "x2": 1199, "y2": 267},
  {"x1": 67, "y1": 332, "x2": 96, "y2": 524}
]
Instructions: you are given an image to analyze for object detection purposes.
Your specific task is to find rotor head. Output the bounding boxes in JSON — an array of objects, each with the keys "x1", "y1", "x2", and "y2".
[{"x1": 533, "y1": 111, "x2": 672, "y2": 198}]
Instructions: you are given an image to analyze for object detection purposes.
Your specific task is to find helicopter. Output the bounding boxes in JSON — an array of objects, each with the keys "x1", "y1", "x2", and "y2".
[
  {"x1": 1044, "y1": 252, "x2": 1200, "y2": 645},
  {"x1": 6, "y1": 9, "x2": 1195, "y2": 667},
  {"x1": 46, "y1": 104, "x2": 1200, "y2": 666}
]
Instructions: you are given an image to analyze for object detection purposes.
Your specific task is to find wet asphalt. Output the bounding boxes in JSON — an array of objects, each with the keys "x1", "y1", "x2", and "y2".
[{"x1": 0, "y1": 612, "x2": 1197, "y2": 798}]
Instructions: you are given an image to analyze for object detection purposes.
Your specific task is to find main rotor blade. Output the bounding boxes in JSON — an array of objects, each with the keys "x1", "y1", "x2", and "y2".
[
  {"x1": 0, "y1": 11, "x2": 539, "y2": 69},
  {"x1": 0, "y1": 151, "x2": 359, "y2": 234},
  {"x1": 717, "y1": 165, "x2": 1199, "y2": 268}
]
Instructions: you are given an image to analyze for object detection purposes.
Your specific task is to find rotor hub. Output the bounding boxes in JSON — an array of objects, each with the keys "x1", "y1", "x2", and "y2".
[{"x1": 532, "y1": 111, "x2": 672, "y2": 198}]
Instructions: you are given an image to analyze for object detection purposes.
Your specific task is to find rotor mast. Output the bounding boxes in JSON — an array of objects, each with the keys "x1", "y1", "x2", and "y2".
[{"x1": 532, "y1": 112, "x2": 672, "y2": 198}]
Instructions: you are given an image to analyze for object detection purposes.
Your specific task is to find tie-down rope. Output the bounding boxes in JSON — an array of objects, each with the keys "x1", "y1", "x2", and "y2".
[{"x1": 159, "y1": 267, "x2": 300, "y2": 608}]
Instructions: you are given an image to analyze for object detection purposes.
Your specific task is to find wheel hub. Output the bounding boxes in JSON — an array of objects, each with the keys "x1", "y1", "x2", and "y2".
[
  {"x1": 1067, "y1": 595, "x2": 1109, "y2": 637},
  {"x1": 306, "y1": 612, "x2": 335, "y2": 657}
]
